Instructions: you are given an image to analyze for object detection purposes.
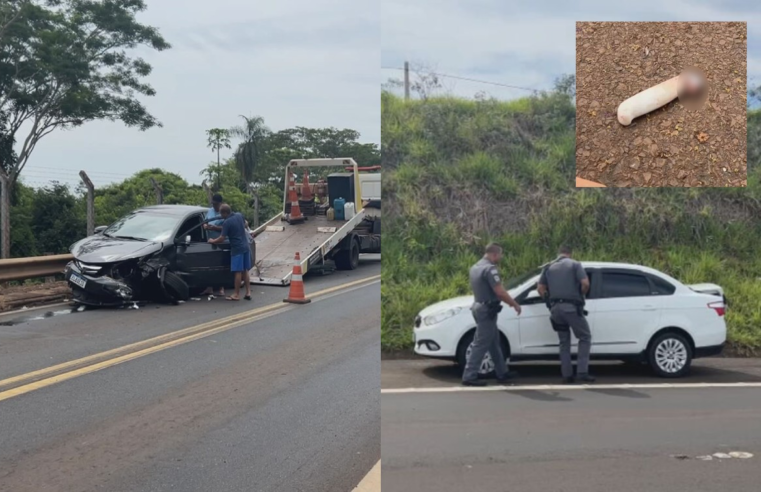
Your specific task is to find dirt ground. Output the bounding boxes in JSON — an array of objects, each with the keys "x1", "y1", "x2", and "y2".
[{"x1": 576, "y1": 22, "x2": 747, "y2": 187}]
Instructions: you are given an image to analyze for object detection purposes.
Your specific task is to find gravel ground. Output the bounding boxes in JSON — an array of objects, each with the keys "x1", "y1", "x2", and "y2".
[{"x1": 576, "y1": 21, "x2": 747, "y2": 188}]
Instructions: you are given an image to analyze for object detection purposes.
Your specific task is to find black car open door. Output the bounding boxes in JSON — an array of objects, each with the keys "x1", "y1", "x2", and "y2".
[{"x1": 173, "y1": 214, "x2": 231, "y2": 288}]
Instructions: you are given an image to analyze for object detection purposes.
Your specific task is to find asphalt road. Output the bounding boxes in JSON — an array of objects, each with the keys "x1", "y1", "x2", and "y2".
[
  {"x1": 382, "y1": 357, "x2": 761, "y2": 491},
  {"x1": 0, "y1": 256, "x2": 380, "y2": 492}
]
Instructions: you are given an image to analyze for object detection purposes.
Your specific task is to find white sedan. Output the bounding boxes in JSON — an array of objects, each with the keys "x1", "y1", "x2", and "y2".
[{"x1": 413, "y1": 262, "x2": 727, "y2": 378}]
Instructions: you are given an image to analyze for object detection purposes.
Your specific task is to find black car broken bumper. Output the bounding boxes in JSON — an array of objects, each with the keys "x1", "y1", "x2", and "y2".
[{"x1": 65, "y1": 261, "x2": 134, "y2": 306}]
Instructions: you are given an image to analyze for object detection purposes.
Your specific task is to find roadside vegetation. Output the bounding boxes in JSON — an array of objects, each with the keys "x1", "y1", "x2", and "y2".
[{"x1": 382, "y1": 87, "x2": 761, "y2": 355}]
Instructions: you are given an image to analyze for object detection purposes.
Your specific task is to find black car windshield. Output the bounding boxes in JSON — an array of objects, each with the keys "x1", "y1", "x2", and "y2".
[
  {"x1": 103, "y1": 212, "x2": 181, "y2": 242},
  {"x1": 505, "y1": 267, "x2": 543, "y2": 290}
]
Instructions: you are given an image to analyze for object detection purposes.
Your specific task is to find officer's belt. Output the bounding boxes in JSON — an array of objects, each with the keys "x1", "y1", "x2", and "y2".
[{"x1": 549, "y1": 298, "x2": 583, "y2": 306}]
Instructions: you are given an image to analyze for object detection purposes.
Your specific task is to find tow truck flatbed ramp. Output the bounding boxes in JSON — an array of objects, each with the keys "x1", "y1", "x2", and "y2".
[{"x1": 250, "y1": 211, "x2": 366, "y2": 285}]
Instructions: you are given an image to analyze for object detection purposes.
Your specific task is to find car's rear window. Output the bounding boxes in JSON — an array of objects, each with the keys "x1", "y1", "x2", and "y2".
[
  {"x1": 650, "y1": 276, "x2": 676, "y2": 295},
  {"x1": 601, "y1": 272, "x2": 651, "y2": 298},
  {"x1": 104, "y1": 213, "x2": 181, "y2": 242}
]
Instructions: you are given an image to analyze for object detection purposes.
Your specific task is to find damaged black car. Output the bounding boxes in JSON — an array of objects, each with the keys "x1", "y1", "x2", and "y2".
[{"x1": 66, "y1": 205, "x2": 233, "y2": 306}]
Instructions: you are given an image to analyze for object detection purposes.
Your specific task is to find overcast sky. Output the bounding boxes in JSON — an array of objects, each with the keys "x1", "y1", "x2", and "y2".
[
  {"x1": 382, "y1": 0, "x2": 760, "y2": 101},
  {"x1": 18, "y1": 0, "x2": 379, "y2": 188}
]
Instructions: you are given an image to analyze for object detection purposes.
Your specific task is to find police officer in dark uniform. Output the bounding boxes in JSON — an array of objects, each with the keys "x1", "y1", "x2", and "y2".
[
  {"x1": 462, "y1": 243, "x2": 522, "y2": 387},
  {"x1": 537, "y1": 245, "x2": 595, "y2": 384}
]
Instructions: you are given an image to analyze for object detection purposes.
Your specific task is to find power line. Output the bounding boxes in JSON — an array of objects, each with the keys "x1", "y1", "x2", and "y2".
[{"x1": 381, "y1": 66, "x2": 538, "y2": 92}]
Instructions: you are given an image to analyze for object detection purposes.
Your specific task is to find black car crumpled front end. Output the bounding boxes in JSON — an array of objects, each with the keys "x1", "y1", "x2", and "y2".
[{"x1": 65, "y1": 260, "x2": 137, "y2": 306}]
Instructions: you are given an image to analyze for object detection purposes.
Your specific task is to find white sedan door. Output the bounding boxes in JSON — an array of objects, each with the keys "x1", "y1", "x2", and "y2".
[
  {"x1": 516, "y1": 299, "x2": 557, "y2": 355},
  {"x1": 517, "y1": 272, "x2": 598, "y2": 355},
  {"x1": 592, "y1": 269, "x2": 664, "y2": 354}
]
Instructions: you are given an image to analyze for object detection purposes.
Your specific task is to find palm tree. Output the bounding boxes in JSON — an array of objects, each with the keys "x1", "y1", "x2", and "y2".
[
  {"x1": 229, "y1": 115, "x2": 270, "y2": 184},
  {"x1": 230, "y1": 115, "x2": 270, "y2": 227}
]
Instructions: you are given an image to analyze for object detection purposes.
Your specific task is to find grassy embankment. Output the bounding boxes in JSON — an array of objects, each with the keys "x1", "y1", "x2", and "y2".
[{"x1": 382, "y1": 90, "x2": 761, "y2": 355}]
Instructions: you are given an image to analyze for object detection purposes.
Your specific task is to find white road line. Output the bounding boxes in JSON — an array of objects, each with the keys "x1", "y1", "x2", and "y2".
[
  {"x1": 351, "y1": 460, "x2": 380, "y2": 492},
  {"x1": 381, "y1": 382, "x2": 761, "y2": 394}
]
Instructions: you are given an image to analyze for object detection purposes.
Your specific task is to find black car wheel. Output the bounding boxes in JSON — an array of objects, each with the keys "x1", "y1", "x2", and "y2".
[{"x1": 162, "y1": 270, "x2": 190, "y2": 302}]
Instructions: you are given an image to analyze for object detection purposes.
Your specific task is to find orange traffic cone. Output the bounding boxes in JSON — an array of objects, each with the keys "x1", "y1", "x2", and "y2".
[
  {"x1": 283, "y1": 252, "x2": 311, "y2": 304},
  {"x1": 286, "y1": 172, "x2": 305, "y2": 224},
  {"x1": 301, "y1": 170, "x2": 313, "y2": 201}
]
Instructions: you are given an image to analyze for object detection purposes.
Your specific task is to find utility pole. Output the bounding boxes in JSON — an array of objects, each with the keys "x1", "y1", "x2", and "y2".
[
  {"x1": 79, "y1": 171, "x2": 95, "y2": 236},
  {"x1": 150, "y1": 177, "x2": 164, "y2": 205},
  {"x1": 404, "y1": 61, "x2": 410, "y2": 101},
  {"x1": 0, "y1": 170, "x2": 10, "y2": 259},
  {"x1": 202, "y1": 180, "x2": 213, "y2": 206}
]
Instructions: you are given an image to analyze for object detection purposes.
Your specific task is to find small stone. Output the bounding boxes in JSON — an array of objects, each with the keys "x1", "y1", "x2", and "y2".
[
  {"x1": 591, "y1": 101, "x2": 600, "y2": 109},
  {"x1": 656, "y1": 158, "x2": 666, "y2": 168},
  {"x1": 678, "y1": 171, "x2": 688, "y2": 179},
  {"x1": 643, "y1": 137, "x2": 653, "y2": 145},
  {"x1": 644, "y1": 172, "x2": 652, "y2": 182},
  {"x1": 630, "y1": 160, "x2": 640, "y2": 170},
  {"x1": 634, "y1": 137, "x2": 643, "y2": 146}
]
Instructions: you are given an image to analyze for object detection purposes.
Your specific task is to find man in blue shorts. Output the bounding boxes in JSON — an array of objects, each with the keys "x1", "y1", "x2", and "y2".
[{"x1": 208, "y1": 204, "x2": 252, "y2": 301}]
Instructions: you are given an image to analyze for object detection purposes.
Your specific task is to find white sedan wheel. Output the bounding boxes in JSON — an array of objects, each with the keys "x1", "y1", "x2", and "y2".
[
  {"x1": 654, "y1": 337, "x2": 689, "y2": 374},
  {"x1": 465, "y1": 342, "x2": 508, "y2": 375}
]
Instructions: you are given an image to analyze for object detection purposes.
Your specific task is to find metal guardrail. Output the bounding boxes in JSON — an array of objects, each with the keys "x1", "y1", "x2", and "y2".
[{"x1": 0, "y1": 254, "x2": 73, "y2": 282}]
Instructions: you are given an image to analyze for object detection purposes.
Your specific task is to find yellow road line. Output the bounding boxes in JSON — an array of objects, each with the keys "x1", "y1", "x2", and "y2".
[
  {"x1": 0, "y1": 275, "x2": 380, "y2": 394},
  {"x1": 0, "y1": 306, "x2": 295, "y2": 403}
]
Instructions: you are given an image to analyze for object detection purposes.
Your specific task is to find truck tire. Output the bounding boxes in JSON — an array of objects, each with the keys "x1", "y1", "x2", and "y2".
[
  {"x1": 163, "y1": 270, "x2": 190, "y2": 301},
  {"x1": 335, "y1": 237, "x2": 359, "y2": 270}
]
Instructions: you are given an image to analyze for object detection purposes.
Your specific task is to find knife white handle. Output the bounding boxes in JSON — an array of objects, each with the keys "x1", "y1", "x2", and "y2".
[{"x1": 617, "y1": 76, "x2": 680, "y2": 126}]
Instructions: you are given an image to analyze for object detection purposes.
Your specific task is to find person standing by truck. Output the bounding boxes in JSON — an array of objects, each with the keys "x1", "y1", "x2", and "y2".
[{"x1": 208, "y1": 204, "x2": 252, "y2": 301}]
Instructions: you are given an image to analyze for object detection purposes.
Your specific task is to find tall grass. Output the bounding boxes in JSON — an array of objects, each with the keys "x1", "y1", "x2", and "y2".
[{"x1": 381, "y1": 90, "x2": 761, "y2": 354}]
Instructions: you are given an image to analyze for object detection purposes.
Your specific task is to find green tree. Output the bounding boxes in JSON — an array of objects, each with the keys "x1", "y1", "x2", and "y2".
[
  {"x1": 30, "y1": 182, "x2": 86, "y2": 254},
  {"x1": 205, "y1": 128, "x2": 231, "y2": 190},
  {"x1": 0, "y1": 0, "x2": 170, "y2": 188},
  {"x1": 199, "y1": 158, "x2": 245, "y2": 191},
  {"x1": 255, "y1": 126, "x2": 380, "y2": 185},
  {"x1": 229, "y1": 115, "x2": 270, "y2": 185},
  {"x1": 0, "y1": 109, "x2": 16, "y2": 175}
]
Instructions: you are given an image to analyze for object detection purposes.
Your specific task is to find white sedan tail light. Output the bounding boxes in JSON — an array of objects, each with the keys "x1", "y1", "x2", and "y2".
[{"x1": 708, "y1": 301, "x2": 725, "y2": 317}]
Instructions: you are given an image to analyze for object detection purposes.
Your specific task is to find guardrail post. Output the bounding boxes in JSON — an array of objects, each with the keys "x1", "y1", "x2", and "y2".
[
  {"x1": 43, "y1": 252, "x2": 55, "y2": 283},
  {"x1": 150, "y1": 177, "x2": 163, "y2": 205},
  {"x1": 0, "y1": 170, "x2": 10, "y2": 259},
  {"x1": 79, "y1": 170, "x2": 95, "y2": 236}
]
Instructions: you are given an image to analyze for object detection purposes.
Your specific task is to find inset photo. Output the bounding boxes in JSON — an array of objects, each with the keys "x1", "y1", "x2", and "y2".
[{"x1": 576, "y1": 21, "x2": 747, "y2": 187}]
